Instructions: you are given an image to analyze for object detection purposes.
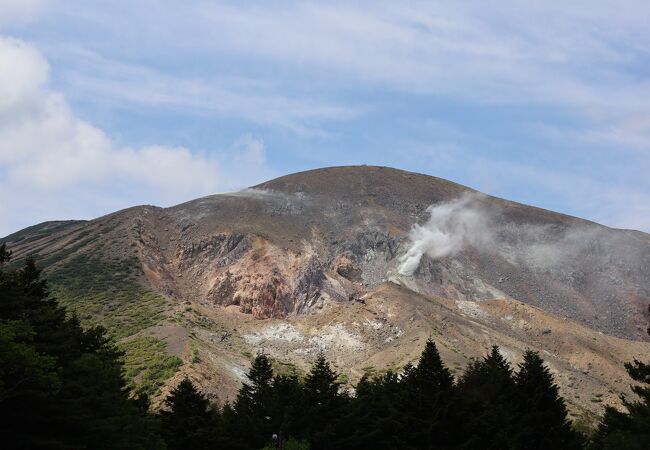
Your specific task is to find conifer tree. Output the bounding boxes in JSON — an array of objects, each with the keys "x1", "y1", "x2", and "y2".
[
  {"x1": 267, "y1": 373, "x2": 305, "y2": 443},
  {"x1": 0, "y1": 254, "x2": 164, "y2": 449},
  {"x1": 513, "y1": 350, "x2": 583, "y2": 449},
  {"x1": 591, "y1": 320, "x2": 650, "y2": 449},
  {"x1": 457, "y1": 345, "x2": 517, "y2": 450},
  {"x1": 331, "y1": 370, "x2": 409, "y2": 450},
  {"x1": 0, "y1": 243, "x2": 11, "y2": 263},
  {"x1": 160, "y1": 377, "x2": 218, "y2": 450},
  {"x1": 235, "y1": 352, "x2": 274, "y2": 415},
  {"x1": 231, "y1": 353, "x2": 276, "y2": 448},
  {"x1": 401, "y1": 338, "x2": 456, "y2": 449},
  {"x1": 304, "y1": 354, "x2": 348, "y2": 449}
]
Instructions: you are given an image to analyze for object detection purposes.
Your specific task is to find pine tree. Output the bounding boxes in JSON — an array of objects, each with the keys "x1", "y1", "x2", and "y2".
[
  {"x1": 160, "y1": 377, "x2": 218, "y2": 450},
  {"x1": 456, "y1": 345, "x2": 517, "y2": 450},
  {"x1": 0, "y1": 243, "x2": 11, "y2": 263},
  {"x1": 513, "y1": 350, "x2": 583, "y2": 449},
  {"x1": 0, "y1": 319, "x2": 60, "y2": 404},
  {"x1": 331, "y1": 370, "x2": 409, "y2": 450},
  {"x1": 230, "y1": 353, "x2": 277, "y2": 448},
  {"x1": 591, "y1": 320, "x2": 650, "y2": 449},
  {"x1": 235, "y1": 352, "x2": 274, "y2": 413},
  {"x1": 267, "y1": 373, "x2": 305, "y2": 444},
  {"x1": 304, "y1": 354, "x2": 343, "y2": 409},
  {"x1": 401, "y1": 339, "x2": 456, "y2": 449},
  {"x1": 304, "y1": 354, "x2": 348, "y2": 449}
]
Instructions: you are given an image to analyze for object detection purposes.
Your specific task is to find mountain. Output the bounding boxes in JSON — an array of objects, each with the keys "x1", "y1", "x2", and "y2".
[{"x1": 3, "y1": 166, "x2": 650, "y2": 424}]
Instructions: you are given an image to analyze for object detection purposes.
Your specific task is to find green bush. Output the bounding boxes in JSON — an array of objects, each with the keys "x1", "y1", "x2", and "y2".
[
  {"x1": 120, "y1": 337, "x2": 182, "y2": 397},
  {"x1": 48, "y1": 255, "x2": 169, "y2": 339}
]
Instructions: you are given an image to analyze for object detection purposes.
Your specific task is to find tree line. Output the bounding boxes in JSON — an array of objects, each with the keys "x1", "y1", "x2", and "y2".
[{"x1": 1, "y1": 244, "x2": 648, "y2": 449}]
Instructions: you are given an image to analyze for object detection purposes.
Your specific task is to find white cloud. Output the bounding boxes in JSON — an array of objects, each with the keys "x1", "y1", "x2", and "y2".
[
  {"x1": 231, "y1": 134, "x2": 266, "y2": 166},
  {"x1": 0, "y1": 37, "x2": 48, "y2": 114},
  {"x1": 0, "y1": 36, "x2": 271, "y2": 235},
  {"x1": 193, "y1": 2, "x2": 649, "y2": 97},
  {"x1": 193, "y1": 1, "x2": 650, "y2": 150}
]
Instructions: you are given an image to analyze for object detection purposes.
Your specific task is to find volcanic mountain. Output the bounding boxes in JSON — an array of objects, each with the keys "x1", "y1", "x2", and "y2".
[{"x1": 3, "y1": 166, "x2": 650, "y2": 425}]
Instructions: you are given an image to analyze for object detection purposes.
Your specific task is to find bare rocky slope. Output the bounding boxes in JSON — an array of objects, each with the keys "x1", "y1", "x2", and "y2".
[{"x1": 3, "y1": 166, "x2": 650, "y2": 425}]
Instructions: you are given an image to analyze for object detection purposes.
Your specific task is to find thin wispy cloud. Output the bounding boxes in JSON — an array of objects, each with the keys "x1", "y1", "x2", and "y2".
[{"x1": 51, "y1": 47, "x2": 362, "y2": 135}]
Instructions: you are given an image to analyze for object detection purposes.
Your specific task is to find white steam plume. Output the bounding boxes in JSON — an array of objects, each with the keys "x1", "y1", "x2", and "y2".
[{"x1": 398, "y1": 193, "x2": 490, "y2": 276}]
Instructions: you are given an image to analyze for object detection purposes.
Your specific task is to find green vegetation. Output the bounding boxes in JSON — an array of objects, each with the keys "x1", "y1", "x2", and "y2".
[
  {"x1": 262, "y1": 438, "x2": 311, "y2": 449},
  {"x1": 177, "y1": 343, "x2": 586, "y2": 449},
  {"x1": 0, "y1": 246, "x2": 164, "y2": 448},
  {"x1": 269, "y1": 357, "x2": 303, "y2": 378},
  {"x1": 121, "y1": 337, "x2": 183, "y2": 397},
  {"x1": 192, "y1": 347, "x2": 201, "y2": 364},
  {"x1": 48, "y1": 254, "x2": 169, "y2": 339},
  {"x1": 160, "y1": 378, "x2": 220, "y2": 449},
  {"x1": 6, "y1": 249, "x2": 181, "y2": 403},
  {"x1": 590, "y1": 308, "x2": 650, "y2": 449}
]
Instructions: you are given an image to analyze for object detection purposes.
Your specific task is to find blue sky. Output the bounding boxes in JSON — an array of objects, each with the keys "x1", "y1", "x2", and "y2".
[{"x1": 1, "y1": 0, "x2": 649, "y2": 235}]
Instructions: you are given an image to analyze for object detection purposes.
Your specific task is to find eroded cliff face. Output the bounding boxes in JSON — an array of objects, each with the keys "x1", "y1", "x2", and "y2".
[
  {"x1": 134, "y1": 216, "x2": 650, "y2": 339},
  {"x1": 144, "y1": 231, "x2": 343, "y2": 319},
  {"x1": 202, "y1": 242, "x2": 327, "y2": 318},
  {"x1": 132, "y1": 217, "x2": 405, "y2": 320}
]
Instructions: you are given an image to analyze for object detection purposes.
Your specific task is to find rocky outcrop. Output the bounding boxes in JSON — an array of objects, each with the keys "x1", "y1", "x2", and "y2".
[
  {"x1": 176, "y1": 233, "x2": 250, "y2": 270},
  {"x1": 334, "y1": 254, "x2": 361, "y2": 281}
]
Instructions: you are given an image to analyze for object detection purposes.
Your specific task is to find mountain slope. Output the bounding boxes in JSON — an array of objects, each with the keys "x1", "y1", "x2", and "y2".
[{"x1": 3, "y1": 166, "x2": 649, "y2": 420}]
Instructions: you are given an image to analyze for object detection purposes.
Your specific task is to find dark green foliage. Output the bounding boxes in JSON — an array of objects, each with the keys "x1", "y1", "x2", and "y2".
[
  {"x1": 0, "y1": 243, "x2": 11, "y2": 263},
  {"x1": 228, "y1": 353, "x2": 279, "y2": 448},
  {"x1": 0, "y1": 319, "x2": 59, "y2": 404},
  {"x1": 217, "y1": 341, "x2": 589, "y2": 450},
  {"x1": 160, "y1": 377, "x2": 220, "y2": 450},
  {"x1": 591, "y1": 319, "x2": 650, "y2": 449},
  {"x1": 266, "y1": 374, "x2": 306, "y2": 442},
  {"x1": 303, "y1": 353, "x2": 349, "y2": 446},
  {"x1": 222, "y1": 353, "x2": 350, "y2": 449},
  {"x1": 262, "y1": 437, "x2": 311, "y2": 449},
  {"x1": 513, "y1": 350, "x2": 583, "y2": 449},
  {"x1": 227, "y1": 353, "x2": 311, "y2": 449},
  {"x1": 0, "y1": 254, "x2": 164, "y2": 449},
  {"x1": 332, "y1": 370, "x2": 411, "y2": 449},
  {"x1": 121, "y1": 336, "x2": 183, "y2": 397},
  {"x1": 335, "y1": 339, "x2": 458, "y2": 450},
  {"x1": 48, "y1": 254, "x2": 168, "y2": 339},
  {"x1": 455, "y1": 345, "x2": 517, "y2": 449},
  {"x1": 401, "y1": 339, "x2": 456, "y2": 449},
  {"x1": 234, "y1": 352, "x2": 274, "y2": 417}
]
